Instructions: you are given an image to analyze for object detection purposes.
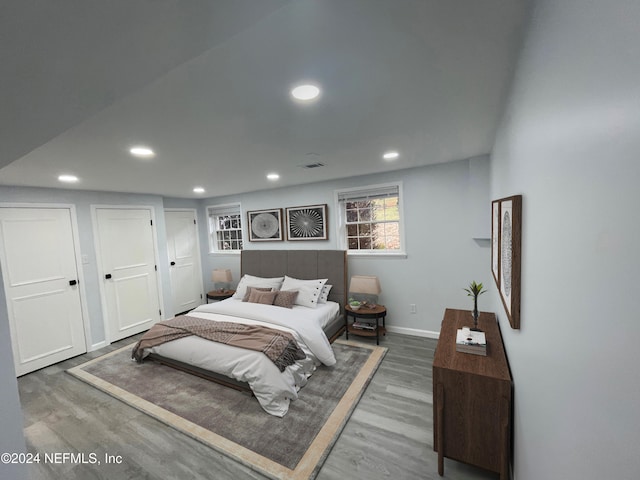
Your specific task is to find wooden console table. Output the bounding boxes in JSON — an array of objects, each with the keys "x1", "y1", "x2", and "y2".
[{"x1": 433, "y1": 308, "x2": 512, "y2": 479}]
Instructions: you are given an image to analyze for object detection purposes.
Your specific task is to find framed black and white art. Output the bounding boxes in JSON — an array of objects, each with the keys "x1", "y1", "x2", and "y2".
[
  {"x1": 247, "y1": 208, "x2": 283, "y2": 242},
  {"x1": 491, "y1": 195, "x2": 522, "y2": 330},
  {"x1": 285, "y1": 204, "x2": 328, "y2": 241}
]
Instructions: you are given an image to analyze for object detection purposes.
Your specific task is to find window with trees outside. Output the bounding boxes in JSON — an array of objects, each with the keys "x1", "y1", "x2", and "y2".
[
  {"x1": 336, "y1": 183, "x2": 404, "y2": 254},
  {"x1": 207, "y1": 203, "x2": 243, "y2": 253}
]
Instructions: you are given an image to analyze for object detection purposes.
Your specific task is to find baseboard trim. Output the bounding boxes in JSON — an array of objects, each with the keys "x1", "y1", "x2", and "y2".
[
  {"x1": 386, "y1": 326, "x2": 439, "y2": 339},
  {"x1": 90, "y1": 341, "x2": 107, "y2": 351}
]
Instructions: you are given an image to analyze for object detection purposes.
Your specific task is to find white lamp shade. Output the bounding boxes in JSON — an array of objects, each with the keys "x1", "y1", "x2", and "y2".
[
  {"x1": 212, "y1": 269, "x2": 232, "y2": 283},
  {"x1": 349, "y1": 275, "x2": 381, "y2": 295}
]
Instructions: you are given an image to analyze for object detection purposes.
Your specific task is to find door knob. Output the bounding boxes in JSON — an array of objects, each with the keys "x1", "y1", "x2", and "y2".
[
  {"x1": 105, "y1": 274, "x2": 112, "y2": 279},
  {"x1": 170, "y1": 261, "x2": 176, "y2": 266},
  {"x1": 69, "y1": 279, "x2": 78, "y2": 286}
]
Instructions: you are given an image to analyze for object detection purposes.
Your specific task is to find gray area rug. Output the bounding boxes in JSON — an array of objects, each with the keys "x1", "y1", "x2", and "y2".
[{"x1": 68, "y1": 339, "x2": 386, "y2": 480}]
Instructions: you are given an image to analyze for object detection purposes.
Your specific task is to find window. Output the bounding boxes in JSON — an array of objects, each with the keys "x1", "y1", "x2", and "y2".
[
  {"x1": 336, "y1": 183, "x2": 404, "y2": 254},
  {"x1": 207, "y1": 203, "x2": 243, "y2": 253}
]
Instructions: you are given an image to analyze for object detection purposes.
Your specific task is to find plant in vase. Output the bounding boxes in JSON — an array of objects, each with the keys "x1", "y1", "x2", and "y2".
[
  {"x1": 348, "y1": 298, "x2": 362, "y2": 311},
  {"x1": 464, "y1": 281, "x2": 487, "y2": 331}
]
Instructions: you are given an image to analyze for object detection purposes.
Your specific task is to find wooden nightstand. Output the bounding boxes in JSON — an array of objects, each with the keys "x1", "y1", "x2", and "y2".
[
  {"x1": 206, "y1": 290, "x2": 235, "y2": 302},
  {"x1": 344, "y1": 304, "x2": 387, "y2": 345}
]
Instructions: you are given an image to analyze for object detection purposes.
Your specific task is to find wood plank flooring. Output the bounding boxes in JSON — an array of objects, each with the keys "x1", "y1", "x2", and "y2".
[{"x1": 18, "y1": 333, "x2": 498, "y2": 480}]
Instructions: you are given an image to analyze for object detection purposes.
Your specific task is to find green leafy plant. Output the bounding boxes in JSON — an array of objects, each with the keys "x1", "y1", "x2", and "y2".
[
  {"x1": 464, "y1": 281, "x2": 487, "y2": 300},
  {"x1": 464, "y1": 281, "x2": 486, "y2": 330},
  {"x1": 348, "y1": 297, "x2": 362, "y2": 307}
]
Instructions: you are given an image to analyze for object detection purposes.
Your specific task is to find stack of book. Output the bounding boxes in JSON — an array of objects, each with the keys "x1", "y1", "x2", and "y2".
[
  {"x1": 352, "y1": 321, "x2": 376, "y2": 331},
  {"x1": 456, "y1": 329, "x2": 487, "y2": 356}
]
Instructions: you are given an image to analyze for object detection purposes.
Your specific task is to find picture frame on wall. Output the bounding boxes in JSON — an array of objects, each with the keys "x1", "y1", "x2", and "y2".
[
  {"x1": 247, "y1": 208, "x2": 283, "y2": 242},
  {"x1": 285, "y1": 204, "x2": 328, "y2": 241},
  {"x1": 492, "y1": 194, "x2": 522, "y2": 329},
  {"x1": 491, "y1": 200, "x2": 501, "y2": 287}
]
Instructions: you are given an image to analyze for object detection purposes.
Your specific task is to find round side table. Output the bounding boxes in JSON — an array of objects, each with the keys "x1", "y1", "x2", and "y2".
[
  {"x1": 206, "y1": 290, "x2": 235, "y2": 302},
  {"x1": 344, "y1": 304, "x2": 387, "y2": 345}
]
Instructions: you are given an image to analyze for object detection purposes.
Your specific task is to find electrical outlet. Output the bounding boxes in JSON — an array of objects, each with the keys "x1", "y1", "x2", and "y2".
[{"x1": 410, "y1": 304, "x2": 417, "y2": 314}]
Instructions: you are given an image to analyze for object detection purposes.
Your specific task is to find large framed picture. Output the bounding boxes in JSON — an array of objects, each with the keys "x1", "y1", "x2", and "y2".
[
  {"x1": 492, "y1": 195, "x2": 522, "y2": 329},
  {"x1": 285, "y1": 204, "x2": 328, "y2": 241},
  {"x1": 247, "y1": 208, "x2": 283, "y2": 242},
  {"x1": 491, "y1": 200, "x2": 501, "y2": 288}
]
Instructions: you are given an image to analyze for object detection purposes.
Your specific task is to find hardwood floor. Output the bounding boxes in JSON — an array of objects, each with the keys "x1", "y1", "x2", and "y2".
[{"x1": 19, "y1": 333, "x2": 498, "y2": 480}]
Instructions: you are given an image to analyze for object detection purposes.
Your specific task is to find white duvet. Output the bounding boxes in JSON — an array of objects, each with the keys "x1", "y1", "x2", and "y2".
[{"x1": 144, "y1": 299, "x2": 338, "y2": 417}]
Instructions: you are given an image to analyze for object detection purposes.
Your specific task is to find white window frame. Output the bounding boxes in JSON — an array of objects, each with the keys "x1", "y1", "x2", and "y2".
[
  {"x1": 207, "y1": 202, "x2": 244, "y2": 254},
  {"x1": 334, "y1": 182, "x2": 406, "y2": 257}
]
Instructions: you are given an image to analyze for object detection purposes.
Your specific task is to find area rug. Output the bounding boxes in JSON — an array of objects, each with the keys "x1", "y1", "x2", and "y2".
[{"x1": 67, "y1": 339, "x2": 386, "y2": 480}]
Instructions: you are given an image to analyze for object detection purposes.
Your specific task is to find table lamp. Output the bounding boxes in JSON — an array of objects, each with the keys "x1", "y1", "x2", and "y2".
[
  {"x1": 349, "y1": 275, "x2": 381, "y2": 307},
  {"x1": 212, "y1": 269, "x2": 232, "y2": 292}
]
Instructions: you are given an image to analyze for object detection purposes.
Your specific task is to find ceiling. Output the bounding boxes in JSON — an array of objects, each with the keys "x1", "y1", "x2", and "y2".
[{"x1": 0, "y1": 0, "x2": 527, "y2": 199}]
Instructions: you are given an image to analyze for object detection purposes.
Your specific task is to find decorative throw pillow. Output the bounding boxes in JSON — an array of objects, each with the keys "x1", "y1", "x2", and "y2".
[
  {"x1": 273, "y1": 290, "x2": 299, "y2": 309},
  {"x1": 247, "y1": 289, "x2": 278, "y2": 305},
  {"x1": 233, "y1": 275, "x2": 284, "y2": 300},
  {"x1": 242, "y1": 286, "x2": 272, "y2": 302},
  {"x1": 318, "y1": 284, "x2": 332, "y2": 304},
  {"x1": 280, "y1": 275, "x2": 328, "y2": 308}
]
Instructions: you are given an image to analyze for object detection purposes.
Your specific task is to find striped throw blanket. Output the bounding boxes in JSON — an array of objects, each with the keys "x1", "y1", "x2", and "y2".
[{"x1": 132, "y1": 315, "x2": 305, "y2": 372}]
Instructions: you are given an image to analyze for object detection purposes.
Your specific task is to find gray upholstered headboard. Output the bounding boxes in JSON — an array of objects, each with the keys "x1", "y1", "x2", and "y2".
[{"x1": 241, "y1": 250, "x2": 347, "y2": 312}]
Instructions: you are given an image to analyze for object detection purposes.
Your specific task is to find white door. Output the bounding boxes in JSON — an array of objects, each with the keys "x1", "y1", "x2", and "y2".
[
  {"x1": 0, "y1": 207, "x2": 86, "y2": 376},
  {"x1": 95, "y1": 208, "x2": 161, "y2": 342},
  {"x1": 165, "y1": 210, "x2": 203, "y2": 315}
]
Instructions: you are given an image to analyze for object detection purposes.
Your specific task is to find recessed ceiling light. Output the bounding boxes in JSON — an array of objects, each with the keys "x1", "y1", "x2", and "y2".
[
  {"x1": 291, "y1": 84, "x2": 321, "y2": 101},
  {"x1": 267, "y1": 173, "x2": 280, "y2": 181},
  {"x1": 193, "y1": 187, "x2": 205, "y2": 194},
  {"x1": 129, "y1": 146, "x2": 155, "y2": 158},
  {"x1": 383, "y1": 151, "x2": 400, "y2": 160},
  {"x1": 58, "y1": 174, "x2": 79, "y2": 183}
]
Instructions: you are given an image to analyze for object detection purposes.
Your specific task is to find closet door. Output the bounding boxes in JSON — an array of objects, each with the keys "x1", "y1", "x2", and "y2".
[
  {"x1": 165, "y1": 210, "x2": 203, "y2": 315},
  {"x1": 94, "y1": 208, "x2": 161, "y2": 342},
  {"x1": 0, "y1": 207, "x2": 86, "y2": 376}
]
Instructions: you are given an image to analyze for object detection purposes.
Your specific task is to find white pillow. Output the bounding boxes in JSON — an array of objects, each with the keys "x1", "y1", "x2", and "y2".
[
  {"x1": 280, "y1": 275, "x2": 328, "y2": 308},
  {"x1": 233, "y1": 275, "x2": 284, "y2": 300},
  {"x1": 318, "y1": 284, "x2": 332, "y2": 304}
]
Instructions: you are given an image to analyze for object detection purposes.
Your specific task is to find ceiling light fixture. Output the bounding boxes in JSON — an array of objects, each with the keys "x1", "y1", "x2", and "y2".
[
  {"x1": 291, "y1": 84, "x2": 321, "y2": 101},
  {"x1": 193, "y1": 187, "x2": 205, "y2": 194},
  {"x1": 58, "y1": 174, "x2": 79, "y2": 183},
  {"x1": 267, "y1": 173, "x2": 280, "y2": 181},
  {"x1": 129, "y1": 146, "x2": 155, "y2": 158},
  {"x1": 383, "y1": 151, "x2": 400, "y2": 160}
]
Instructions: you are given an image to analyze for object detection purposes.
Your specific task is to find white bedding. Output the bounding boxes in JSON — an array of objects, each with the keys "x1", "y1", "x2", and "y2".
[{"x1": 144, "y1": 299, "x2": 338, "y2": 417}]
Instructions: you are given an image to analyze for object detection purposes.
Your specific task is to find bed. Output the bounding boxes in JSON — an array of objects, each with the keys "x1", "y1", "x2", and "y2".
[{"x1": 134, "y1": 250, "x2": 347, "y2": 417}]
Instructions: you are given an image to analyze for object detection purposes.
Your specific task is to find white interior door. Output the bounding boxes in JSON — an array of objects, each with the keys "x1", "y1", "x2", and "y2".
[
  {"x1": 165, "y1": 210, "x2": 203, "y2": 315},
  {"x1": 95, "y1": 208, "x2": 161, "y2": 342},
  {"x1": 0, "y1": 207, "x2": 87, "y2": 376}
]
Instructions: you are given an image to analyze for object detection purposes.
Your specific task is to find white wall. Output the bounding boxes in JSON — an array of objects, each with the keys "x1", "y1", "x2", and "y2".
[
  {"x1": 490, "y1": 0, "x2": 640, "y2": 478},
  {"x1": 200, "y1": 158, "x2": 492, "y2": 335}
]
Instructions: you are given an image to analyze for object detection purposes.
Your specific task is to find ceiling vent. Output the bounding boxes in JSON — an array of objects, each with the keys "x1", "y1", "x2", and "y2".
[{"x1": 298, "y1": 162, "x2": 325, "y2": 169}]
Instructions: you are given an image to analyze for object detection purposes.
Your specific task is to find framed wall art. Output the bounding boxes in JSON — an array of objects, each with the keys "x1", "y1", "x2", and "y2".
[
  {"x1": 491, "y1": 200, "x2": 501, "y2": 287},
  {"x1": 285, "y1": 204, "x2": 328, "y2": 241},
  {"x1": 492, "y1": 194, "x2": 522, "y2": 329},
  {"x1": 247, "y1": 208, "x2": 283, "y2": 242}
]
